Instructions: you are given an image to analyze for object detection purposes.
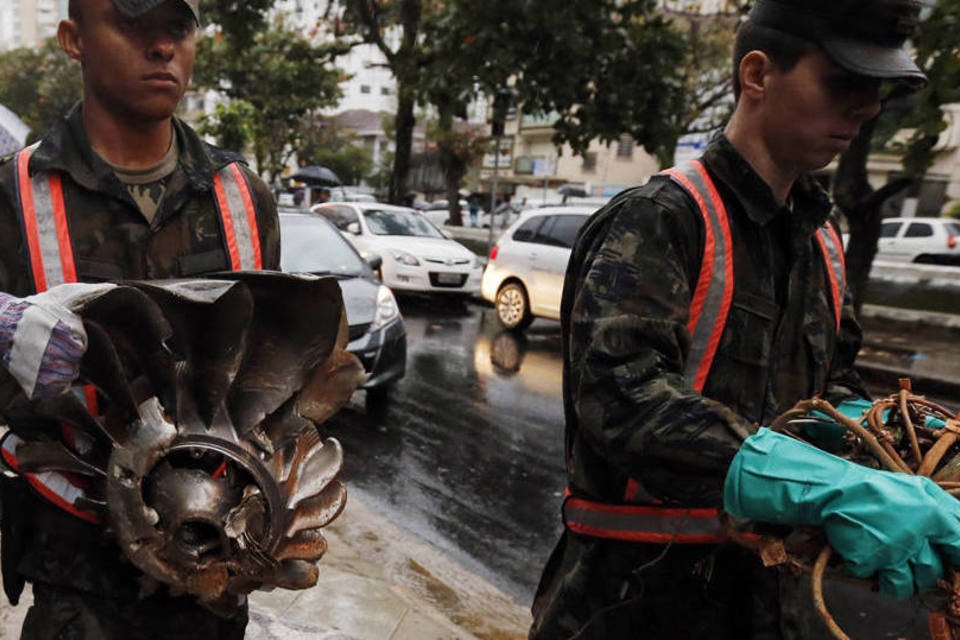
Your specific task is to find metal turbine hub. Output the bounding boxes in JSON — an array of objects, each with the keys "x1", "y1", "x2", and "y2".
[{"x1": 5, "y1": 274, "x2": 365, "y2": 612}]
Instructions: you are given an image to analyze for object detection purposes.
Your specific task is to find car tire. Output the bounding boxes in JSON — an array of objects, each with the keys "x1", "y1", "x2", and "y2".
[{"x1": 495, "y1": 282, "x2": 533, "y2": 331}]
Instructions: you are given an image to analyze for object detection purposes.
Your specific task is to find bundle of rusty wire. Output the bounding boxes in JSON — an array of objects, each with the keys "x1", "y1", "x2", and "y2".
[{"x1": 738, "y1": 380, "x2": 960, "y2": 640}]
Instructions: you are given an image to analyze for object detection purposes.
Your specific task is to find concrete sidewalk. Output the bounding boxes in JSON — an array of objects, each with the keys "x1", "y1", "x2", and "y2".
[{"x1": 0, "y1": 491, "x2": 531, "y2": 640}]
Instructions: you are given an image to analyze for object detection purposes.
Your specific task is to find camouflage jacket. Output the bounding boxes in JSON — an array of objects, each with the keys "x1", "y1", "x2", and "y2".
[
  {"x1": 562, "y1": 135, "x2": 867, "y2": 509},
  {"x1": 0, "y1": 103, "x2": 279, "y2": 298}
]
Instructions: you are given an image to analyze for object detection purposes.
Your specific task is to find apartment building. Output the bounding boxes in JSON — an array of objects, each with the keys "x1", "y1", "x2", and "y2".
[{"x1": 0, "y1": 0, "x2": 67, "y2": 51}]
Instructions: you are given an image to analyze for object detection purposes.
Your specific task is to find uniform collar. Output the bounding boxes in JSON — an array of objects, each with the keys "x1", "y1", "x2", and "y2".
[
  {"x1": 28, "y1": 102, "x2": 242, "y2": 196},
  {"x1": 700, "y1": 134, "x2": 832, "y2": 231}
]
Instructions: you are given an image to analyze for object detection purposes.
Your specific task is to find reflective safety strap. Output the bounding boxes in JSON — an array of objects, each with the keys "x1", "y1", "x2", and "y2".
[
  {"x1": 662, "y1": 161, "x2": 735, "y2": 393},
  {"x1": 1, "y1": 432, "x2": 101, "y2": 524},
  {"x1": 814, "y1": 223, "x2": 846, "y2": 335},
  {"x1": 14, "y1": 144, "x2": 78, "y2": 292},
  {"x1": 563, "y1": 496, "x2": 730, "y2": 544},
  {"x1": 212, "y1": 163, "x2": 262, "y2": 271}
]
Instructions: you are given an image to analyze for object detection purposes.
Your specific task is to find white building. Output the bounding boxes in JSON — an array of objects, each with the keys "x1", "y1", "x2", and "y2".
[
  {"x1": 270, "y1": 0, "x2": 397, "y2": 114},
  {"x1": 0, "y1": 0, "x2": 67, "y2": 51}
]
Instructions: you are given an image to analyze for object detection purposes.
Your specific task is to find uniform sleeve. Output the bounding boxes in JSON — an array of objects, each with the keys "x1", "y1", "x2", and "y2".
[
  {"x1": 823, "y1": 279, "x2": 869, "y2": 404},
  {"x1": 241, "y1": 167, "x2": 280, "y2": 271},
  {"x1": 0, "y1": 160, "x2": 31, "y2": 297},
  {"x1": 566, "y1": 192, "x2": 754, "y2": 507}
]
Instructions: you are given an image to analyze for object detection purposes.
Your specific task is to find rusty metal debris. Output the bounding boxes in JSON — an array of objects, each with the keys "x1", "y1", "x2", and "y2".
[
  {"x1": 753, "y1": 380, "x2": 960, "y2": 640},
  {"x1": 3, "y1": 273, "x2": 365, "y2": 613}
]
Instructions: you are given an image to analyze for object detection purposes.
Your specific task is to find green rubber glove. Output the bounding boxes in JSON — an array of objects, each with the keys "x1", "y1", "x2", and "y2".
[
  {"x1": 724, "y1": 428, "x2": 960, "y2": 599},
  {"x1": 801, "y1": 398, "x2": 874, "y2": 452}
]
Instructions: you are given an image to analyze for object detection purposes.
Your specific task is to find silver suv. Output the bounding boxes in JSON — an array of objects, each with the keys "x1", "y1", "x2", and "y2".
[
  {"x1": 878, "y1": 217, "x2": 960, "y2": 265},
  {"x1": 481, "y1": 206, "x2": 595, "y2": 330}
]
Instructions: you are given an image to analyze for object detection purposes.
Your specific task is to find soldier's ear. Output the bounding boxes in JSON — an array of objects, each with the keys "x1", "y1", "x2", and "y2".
[
  {"x1": 738, "y1": 50, "x2": 773, "y2": 102},
  {"x1": 58, "y1": 19, "x2": 82, "y2": 62}
]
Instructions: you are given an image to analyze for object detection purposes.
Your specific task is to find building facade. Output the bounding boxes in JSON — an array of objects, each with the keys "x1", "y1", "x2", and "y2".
[{"x1": 0, "y1": 0, "x2": 67, "y2": 51}]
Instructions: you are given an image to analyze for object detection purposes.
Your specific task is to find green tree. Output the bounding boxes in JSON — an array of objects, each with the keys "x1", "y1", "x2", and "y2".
[
  {"x1": 834, "y1": 0, "x2": 960, "y2": 311},
  {"x1": 192, "y1": 26, "x2": 343, "y2": 182},
  {"x1": 298, "y1": 118, "x2": 374, "y2": 186},
  {"x1": 196, "y1": 100, "x2": 257, "y2": 154},
  {"x1": 340, "y1": 0, "x2": 429, "y2": 204},
  {"x1": 0, "y1": 39, "x2": 82, "y2": 142},
  {"x1": 342, "y1": 0, "x2": 689, "y2": 205}
]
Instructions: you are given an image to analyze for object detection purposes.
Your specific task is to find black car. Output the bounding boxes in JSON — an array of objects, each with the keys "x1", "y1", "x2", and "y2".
[{"x1": 279, "y1": 210, "x2": 406, "y2": 396}]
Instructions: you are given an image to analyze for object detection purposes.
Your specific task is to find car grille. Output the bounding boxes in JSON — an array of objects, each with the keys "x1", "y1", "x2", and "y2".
[
  {"x1": 428, "y1": 272, "x2": 469, "y2": 288},
  {"x1": 424, "y1": 258, "x2": 471, "y2": 266},
  {"x1": 348, "y1": 322, "x2": 371, "y2": 341}
]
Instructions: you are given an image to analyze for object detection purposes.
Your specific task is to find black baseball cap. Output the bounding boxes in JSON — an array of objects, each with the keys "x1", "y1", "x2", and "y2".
[
  {"x1": 748, "y1": 0, "x2": 927, "y2": 86},
  {"x1": 110, "y1": 0, "x2": 199, "y2": 23}
]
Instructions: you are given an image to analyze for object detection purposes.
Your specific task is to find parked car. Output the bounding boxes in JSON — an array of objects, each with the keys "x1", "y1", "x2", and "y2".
[
  {"x1": 279, "y1": 210, "x2": 406, "y2": 395},
  {"x1": 877, "y1": 217, "x2": 960, "y2": 265},
  {"x1": 312, "y1": 202, "x2": 484, "y2": 295},
  {"x1": 419, "y1": 199, "x2": 470, "y2": 227},
  {"x1": 481, "y1": 206, "x2": 596, "y2": 330}
]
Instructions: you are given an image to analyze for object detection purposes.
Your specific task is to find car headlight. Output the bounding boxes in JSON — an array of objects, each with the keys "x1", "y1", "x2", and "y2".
[
  {"x1": 389, "y1": 249, "x2": 420, "y2": 266},
  {"x1": 371, "y1": 285, "x2": 400, "y2": 331},
  {"x1": 473, "y1": 255, "x2": 484, "y2": 269}
]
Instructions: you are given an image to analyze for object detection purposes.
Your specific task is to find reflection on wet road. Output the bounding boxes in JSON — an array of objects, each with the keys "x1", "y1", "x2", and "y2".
[{"x1": 323, "y1": 297, "x2": 567, "y2": 604}]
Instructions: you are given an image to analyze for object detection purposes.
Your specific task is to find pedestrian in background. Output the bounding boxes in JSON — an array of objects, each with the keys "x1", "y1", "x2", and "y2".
[
  {"x1": 529, "y1": 1, "x2": 954, "y2": 638},
  {"x1": 0, "y1": 0, "x2": 278, "y2": 637},
  {"x1": 468, "y1": 195, "x2": 480, "y2": 227}
]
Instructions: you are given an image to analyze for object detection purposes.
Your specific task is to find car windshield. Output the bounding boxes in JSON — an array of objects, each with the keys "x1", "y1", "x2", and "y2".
[
  {"x1": 947, "y1": 222, "x2": 960, "y2": 236},
  {"x1": 363, "y1": 208, "x2": 444, "y2": 238},
  {"x1": 279, "y1": 214, "x2": 367, "y2": 276}
]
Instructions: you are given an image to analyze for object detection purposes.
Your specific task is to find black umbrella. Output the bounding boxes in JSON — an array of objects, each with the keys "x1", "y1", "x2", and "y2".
[
  {"x1": 291, "y1": 165, "x2": 342, "y2": 187},
  {"x1": 557, "y1": 184, "x2": 589, "y2": 198}
]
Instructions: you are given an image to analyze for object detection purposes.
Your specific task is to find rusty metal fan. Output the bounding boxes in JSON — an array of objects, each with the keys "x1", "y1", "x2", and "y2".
[{"x1": 1, "y1": 273, "x2": 365, "y2": 613}]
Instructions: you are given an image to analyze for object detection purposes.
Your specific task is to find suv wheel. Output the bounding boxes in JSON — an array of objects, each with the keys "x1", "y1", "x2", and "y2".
[{"x1": 496, "y1": 282, "x2": 533, "y2": 331}]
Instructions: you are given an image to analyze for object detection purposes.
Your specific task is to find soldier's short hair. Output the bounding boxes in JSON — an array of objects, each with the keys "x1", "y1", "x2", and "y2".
[{"x1": 731, "y1": 21, "x2": 814, "y2": 101}]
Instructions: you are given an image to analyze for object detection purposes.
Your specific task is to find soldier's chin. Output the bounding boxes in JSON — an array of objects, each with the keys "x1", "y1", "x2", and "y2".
[{"x1": 131, "y1": 95, "x2": 185, "y2": 123}]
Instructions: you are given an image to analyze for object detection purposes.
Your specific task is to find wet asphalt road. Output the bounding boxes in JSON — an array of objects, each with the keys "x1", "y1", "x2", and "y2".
[{"x1": 323, "y1": 296, "x2": 567, "y2": 606}]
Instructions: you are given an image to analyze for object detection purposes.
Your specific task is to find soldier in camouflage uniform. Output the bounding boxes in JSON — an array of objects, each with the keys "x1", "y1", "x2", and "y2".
[
  {"x1": 530, "y1": 1, "x2": 929, "y2": 638},
  {"x1": 0, "y1": 0, "x2": 278, "y2": 637}
]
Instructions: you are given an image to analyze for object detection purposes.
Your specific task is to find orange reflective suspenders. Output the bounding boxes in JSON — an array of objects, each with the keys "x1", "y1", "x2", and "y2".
[
  {"x1": 563, "y1": 159, "x2": 847, "y2": 544},
  {"x1": 6, "y1": 145, "x2": 262, "y2": 522}
]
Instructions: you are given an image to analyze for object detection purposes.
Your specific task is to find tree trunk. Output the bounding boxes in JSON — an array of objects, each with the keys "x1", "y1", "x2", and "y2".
[
  {"x1": 437, "y1": 106, "x2": 464, "y2": 226},
  {"x1": 389, "y1": 83, "x2": 416, "y2": 205},
  {"x1": 445, "y1": 163, "x2": 465, "y2": 226},
  {"x1": 832, "y1": 116, "x2": 911, "y2": 314}
]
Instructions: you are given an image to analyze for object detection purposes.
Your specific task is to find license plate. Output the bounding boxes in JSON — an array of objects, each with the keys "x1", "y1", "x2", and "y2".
[{"x1": 436, "y1": 272, "x2": 462, "y2": 284}]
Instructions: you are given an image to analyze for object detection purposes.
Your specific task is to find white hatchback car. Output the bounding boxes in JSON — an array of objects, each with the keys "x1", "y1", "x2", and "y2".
[
  {"x1": 878, "y1": 217, "x2": 960, "y2": 265},
  {"x1": 313, "y1": 202, "x2": 483, "y2": 295},
  {"x1": 481, "y1": 206, "x2": 596, "y2": 330}
]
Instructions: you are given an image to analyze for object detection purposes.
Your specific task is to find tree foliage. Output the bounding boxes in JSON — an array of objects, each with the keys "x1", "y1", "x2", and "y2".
[
  {"x1": 0, "y1": 39, "x2": 82, "y2": 142},
  {"x1": 298, "y1": 119, "x2": 374, "y2": 186},
  {"x1": 192, "y1": 26, "x2": 343, "y2": 182},
  {"x1": 425, "y1": 0, "x2": 689, "y2": 162},
  {"x1": 339, "y1": 0, "x2": 691, "y2": 202}
]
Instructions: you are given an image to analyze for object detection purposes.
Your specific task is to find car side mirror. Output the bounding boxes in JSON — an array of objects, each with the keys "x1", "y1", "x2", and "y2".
[
  {"x1": 346, "y1": 222, "x2": 361, "y2": 235},
  {"x1": 364, "y1": 253, "x2": 383, "y2": 271}
]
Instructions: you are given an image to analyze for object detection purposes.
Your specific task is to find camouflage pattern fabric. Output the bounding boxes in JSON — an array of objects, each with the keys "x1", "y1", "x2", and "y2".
[
  {"x1": 0, "y1": 102, "x2": 279, "y2": 637},
  {"x1": 0, "y1": 103, "x2": 280, "y2": 298},
  {"x1": 530, "y1": 135, "x2": 867, "y2": 639}
]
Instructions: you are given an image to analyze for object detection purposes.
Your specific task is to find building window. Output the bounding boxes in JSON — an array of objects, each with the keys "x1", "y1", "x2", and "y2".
[
  {"x1": 617, "y1": 135, "x2": 635, "y2": 158},
  {"x1": 581, "y1": 152, "x2": 597, "y2": 174},
  {"x1": 360, "y1": 85, "x2": 371, "y2": 94},
  {"x1": 381, "y1": 87, "x2": 390, "y2": 96}
]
